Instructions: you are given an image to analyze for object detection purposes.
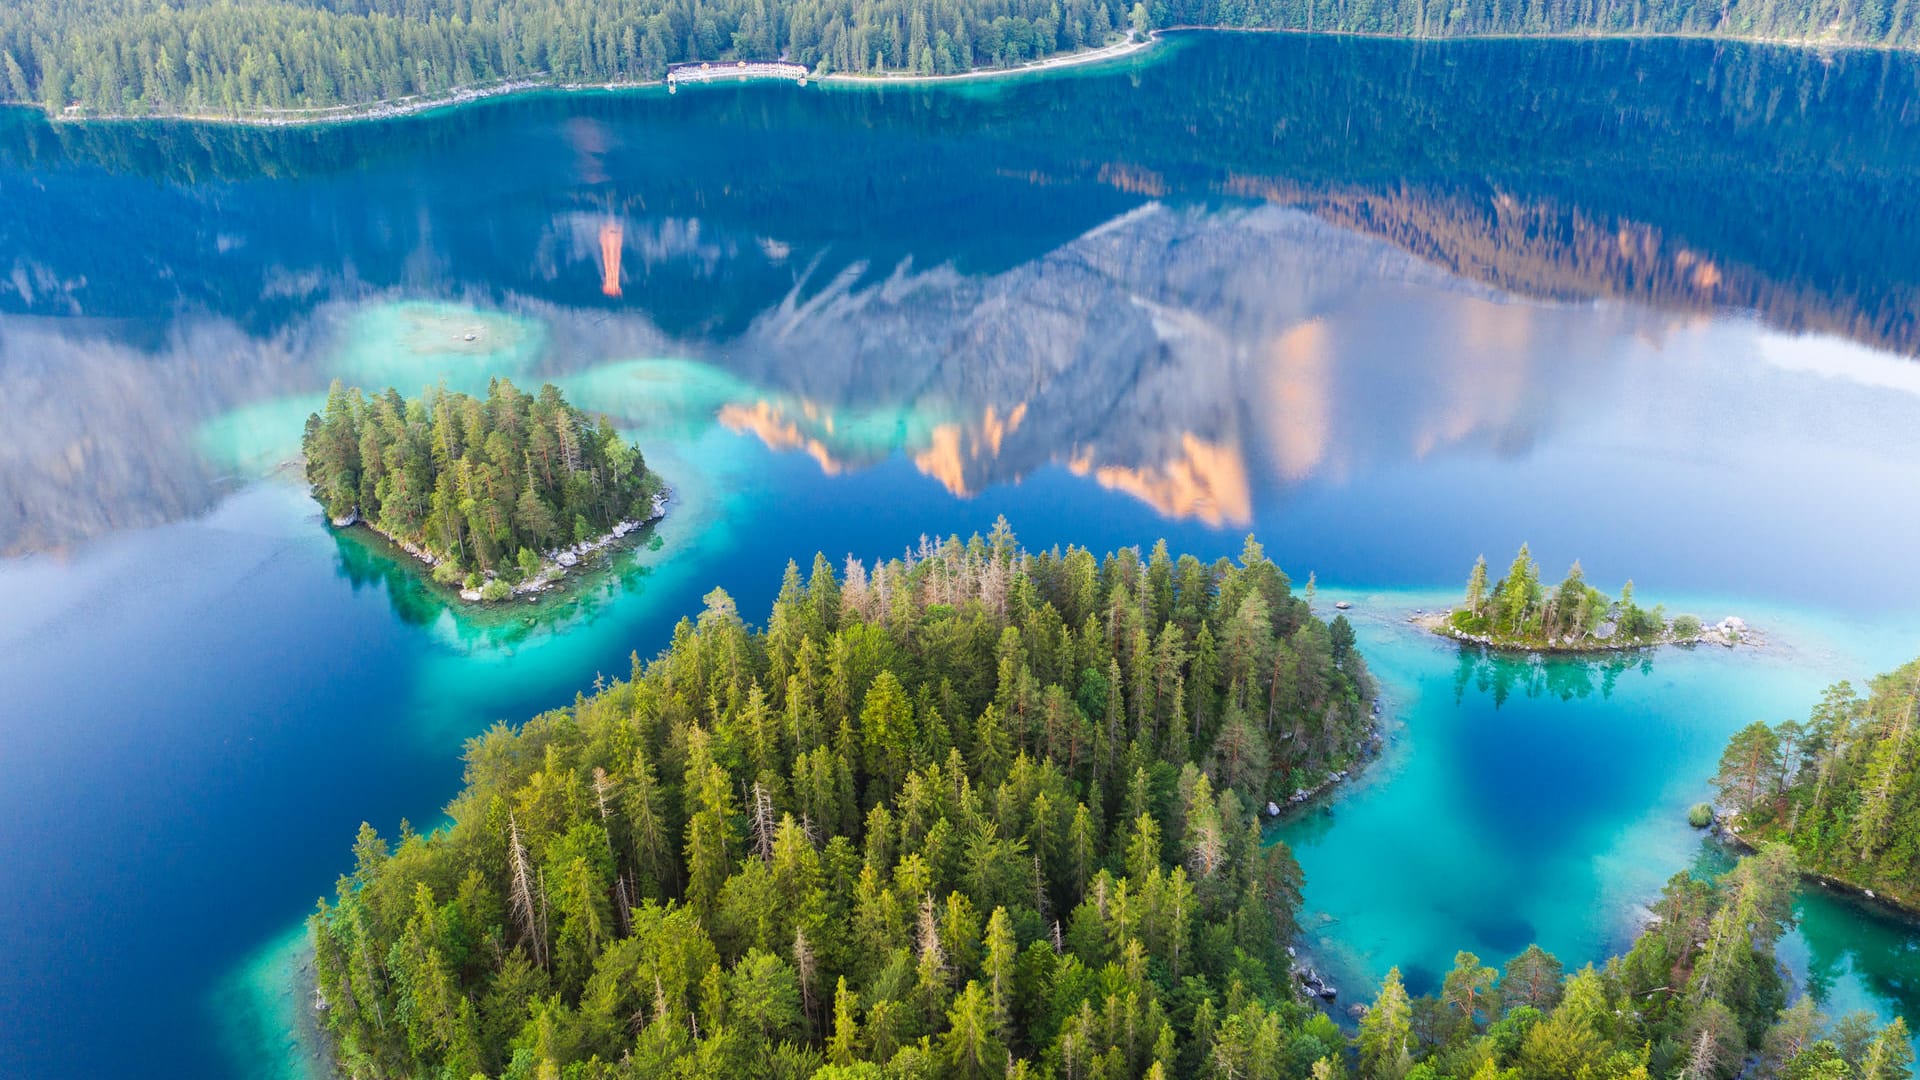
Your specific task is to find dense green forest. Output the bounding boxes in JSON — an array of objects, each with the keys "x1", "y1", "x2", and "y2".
[
  {"x1": 310, "y1": 530, "x2": 1912, "y2": 1080},
  {"x1": 1440, "y1": 546, "x2": 1723, "y2": 651},
  {"x1": 0, "y1": 0, "x2": 1139, "y2": 115},
  {"x1": 310, "y1": 530, "x2": 1380, "y2": 1076},
  {"x1": 1714, "y1": 658, "x2": 1920, "y2": 908},
  {"x1": 303, "y1": 379, "x2": 662, "y2": 595},
  {"x1": 0, "y1": 0, "x2": 1915, "y2": 118}
]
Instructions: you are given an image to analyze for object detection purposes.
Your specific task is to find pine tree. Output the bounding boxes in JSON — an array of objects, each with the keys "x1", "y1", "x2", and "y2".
[
  {"x1": 1465, "y1": 555, "x2": 1489, "y2": 617},
  {"x1": 1713, "y1": 722, "x2": 1783, "y2": 818},
  {"x1": 1359, "y1": 967, "x2": 1414, "y2": 1080}
]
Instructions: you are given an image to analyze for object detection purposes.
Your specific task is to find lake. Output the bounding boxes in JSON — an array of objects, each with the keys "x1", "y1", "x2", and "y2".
[{"x1": 1, "y1": 30, "x2": 1918, "y2": 1080}]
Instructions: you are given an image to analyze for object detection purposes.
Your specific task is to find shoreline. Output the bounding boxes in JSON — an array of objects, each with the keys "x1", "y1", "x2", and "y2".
[
  {"x1": 1154, "y1": 22, "x2": 1914, "y2": 52},
  {"x1": 1267, "y1": 690, "x2": 1393, "y2": 1013},
  {"x1": 818, "y1": 34, "x2": 1154, "y2": 87},
  {"x1": 29, "y1": 35, "x2": 1161, "y2": 128},
  {"x1": 23, "y1": 23, "x2": 1910, "y2": 129},
  {"x1": 331, "y1": 487, "x2": 668, "y2": 605},
  {"x1": 286, "y1": 934, "x2": 339, "y2": 1080},
  {"x1": 1266, "y1": 694, "x2": 1389, "y2": 823},
  {"x1": 1412, "y1": 610, "x2": 1762, "y2": 655},
  {"x1": 1714, "y1": 821, "x2": 1920, "y2": 924}
]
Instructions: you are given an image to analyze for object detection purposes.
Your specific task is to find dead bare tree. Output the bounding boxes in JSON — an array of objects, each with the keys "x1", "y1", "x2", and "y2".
[
  {"x1": 916, "y1": 893, "x2": 945, "y2": 970},
  {"x1": 613, "y1": 873, "x2": 634, "y2": 937},
  {"x1": 794, "y1": 928, "x2": 819, "y2": 1030},
  {"x1": 507, "y1": 812, "x2": 548, "y2": 970},
  {"x1": 592, "y1": 767, "x2": 618, "y2": 829},
  {"x1": 751, "y1": 781, "x2": 777, "y2": 861}
]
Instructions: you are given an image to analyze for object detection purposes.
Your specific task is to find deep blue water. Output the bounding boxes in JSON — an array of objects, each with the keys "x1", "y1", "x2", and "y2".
[{"x1": 1, "y1": 31, "x2": 1919, "y2": 1080}]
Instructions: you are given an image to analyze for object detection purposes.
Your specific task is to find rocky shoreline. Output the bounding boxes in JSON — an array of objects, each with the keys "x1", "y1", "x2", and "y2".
[
  {"x1": 329, "y1": 487, "x2": 669, "y2": 604},
  {"x1": 1712, "y1": 818, "x2": 1920, "y2": 923},
  {"x1": 1260, "y1": 686, "x2": 1389, "y2": 1018},
  {"x1": 1263, "y1": 695, "x2": 1387, "y2": 824},
  {"x1": 293, "y1": 939, "x2": 342, "y2": 1080},
  {"x1": 1413, "y1": 610, "x2": 1763, "y2": 654}
]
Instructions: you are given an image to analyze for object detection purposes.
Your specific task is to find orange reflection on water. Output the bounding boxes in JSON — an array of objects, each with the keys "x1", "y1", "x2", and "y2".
[
  {"x1": 1098, "y1": 163, "x2": 1170, "y2": 197},
  {"x1": 981, "y1": 402, "x2": 1027, "y2": 457},
  {"x1": 914, "y1": 424, "x2": 970, "y2": 496},
  {"x1": 599, "y1": 222, "x2": 623, "y2": 297},
  {"x1": 911, "y1": 403, "x2": 1029, "y2": 497},
  {"x1": 1409, "y1": 299, "x2": 1536, "y2": 459},
  {"x1": 1070, "y1": 433, "x2": 1252, "y2": 528},
  {"x1": 718, "y1": 401, "x2": 844, "y2": 474},
  {"x1": 1263, "y1": 320, "x2": 1332, "y2": 482}
]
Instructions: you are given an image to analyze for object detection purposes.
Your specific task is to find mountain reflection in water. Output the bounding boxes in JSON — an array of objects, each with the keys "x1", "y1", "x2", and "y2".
[{"x1": 0, "y1": 33, "x2": 1916, "y2": 562}]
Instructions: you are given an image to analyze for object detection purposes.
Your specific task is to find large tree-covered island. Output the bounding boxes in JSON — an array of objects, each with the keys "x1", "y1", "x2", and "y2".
[
  {"x1": 303, "y1": 378, "x2": 666, "y2": 602},
  {"x1": 308, "y1": 530, "x2": 1912, "y2": 1080},
  {"x1": 312, "y1": 531, "x2": 1382, "y2": 1076},
  {"x1": 1424, "y1": 545, "x2": 1752, "y2": 653}
]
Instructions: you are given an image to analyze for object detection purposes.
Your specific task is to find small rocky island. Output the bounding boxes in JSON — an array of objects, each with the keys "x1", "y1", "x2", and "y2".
[
  {"x1": 1420, "y1": 544, "x2": 1755, "y2": 652},
  {"x1": 303, "y1": 379, "x2": 665, "y2": 601}
]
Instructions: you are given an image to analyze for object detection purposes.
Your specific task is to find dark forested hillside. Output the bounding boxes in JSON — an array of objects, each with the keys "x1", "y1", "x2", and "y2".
[
  {"x1": 0, "y1": 0, "x2": 1136, "y2": 116},
  {"x1": 1, "y1": 0, "x2": 1915, "y2": 118}
]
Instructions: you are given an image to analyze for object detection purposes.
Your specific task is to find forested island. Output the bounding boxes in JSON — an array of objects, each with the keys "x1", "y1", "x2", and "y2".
[
  {"x1": 2, "y1": 0, "x2": 1917, "y2": 120},
  {"x1": 1713, "y1": 658, "x2": 1920, "y2": 913},
  {"x1": 309, "y1": 530, "x2": 1912, "y2": 1080},
  {"x1": 302, "y1": 379, "x2": 665, "y2": 603},
  {"x1": 311, "y1": 530, "x2": 1379, "y2": 1074},
  {"x1": 1426, "y1": 545, "x2": 1750, "y2": 653}
]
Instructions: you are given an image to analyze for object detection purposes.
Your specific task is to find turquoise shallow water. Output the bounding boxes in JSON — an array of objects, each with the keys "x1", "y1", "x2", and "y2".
[
  {"x1": 1282, "y1": 590, "x2": 1920, "y2": 1014},
  {"x1": 1, "y1": 30, "x2": 1919, "y2": 1080}
]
